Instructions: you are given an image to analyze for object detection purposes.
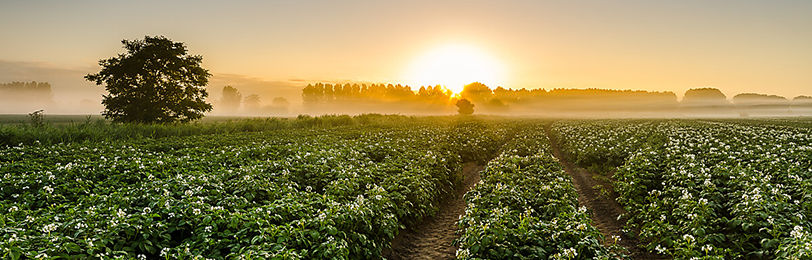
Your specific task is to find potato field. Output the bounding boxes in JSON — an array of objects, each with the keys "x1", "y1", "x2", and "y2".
[{"x1": 1, "y1": 116, "x2": 810, "y2": 259}]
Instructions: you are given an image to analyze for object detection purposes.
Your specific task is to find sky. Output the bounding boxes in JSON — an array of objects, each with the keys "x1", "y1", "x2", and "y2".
[{"x1": 1, "y1": 0, "x2": 811, "y2": 101}]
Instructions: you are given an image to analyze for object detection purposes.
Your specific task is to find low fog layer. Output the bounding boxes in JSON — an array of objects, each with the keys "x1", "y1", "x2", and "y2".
[
  {"x1": 1, "y1": 60, "x2": 811, "y2": 118},
  {"x1": 294, "y1": 83, "x2": 812, "y2": 118},
  {"x1": 0, "y1": 60, "x2": 304, "y2": 115},
  {"x1": 0, "y1": 60, "x2": 103, "y2": 114}
]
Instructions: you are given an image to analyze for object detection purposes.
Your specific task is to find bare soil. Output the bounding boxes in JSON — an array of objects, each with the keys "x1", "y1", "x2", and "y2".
[
  {"x1": 544, "y1": 126, "x2": 668, "y2": 259},
  {"x1": 383, "y1": 162, "x2": 484, "y2": 260}
]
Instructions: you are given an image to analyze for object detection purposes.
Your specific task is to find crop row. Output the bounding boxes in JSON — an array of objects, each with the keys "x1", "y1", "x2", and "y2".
[
  {"x1": 455, "y1": 125, "x2": 620, "y2": 259},
  {"x1": 553, "y1": 120, "x2": 812, "y2": 259},
  {"x1": 1, "y1": 121, "x2": 501, "y2": 259}
]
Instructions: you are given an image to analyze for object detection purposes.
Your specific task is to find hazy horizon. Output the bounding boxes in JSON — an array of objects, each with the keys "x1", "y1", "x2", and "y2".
[{"x1": 2, "y1": 0, "x2": 811, "y2": 116}]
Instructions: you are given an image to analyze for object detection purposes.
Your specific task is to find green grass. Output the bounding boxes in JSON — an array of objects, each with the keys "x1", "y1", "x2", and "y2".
[{"x1": 0, "y1": 114, "x2": 435, "y2": 146}]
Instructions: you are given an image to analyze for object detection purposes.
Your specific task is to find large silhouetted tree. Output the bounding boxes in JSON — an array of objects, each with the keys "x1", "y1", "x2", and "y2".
[{"x1": 85, "y1": 36, "x2": 212, "y2": 123}]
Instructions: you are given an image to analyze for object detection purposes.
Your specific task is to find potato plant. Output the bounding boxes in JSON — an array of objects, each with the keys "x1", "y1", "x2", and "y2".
[
  {"x1": 553, "y1": 120, "x2": 812, "y2": 259},
  {"x1": 0, "y1": 123, "x2": 500, "y2": 259},
  {"x1": 456, "y1": 127, "x2": 621, "y2": 259}
]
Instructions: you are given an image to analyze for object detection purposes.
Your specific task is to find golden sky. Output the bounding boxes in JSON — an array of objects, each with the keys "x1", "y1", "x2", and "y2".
[{"x1": 1, "y1": 0, "x2": 811, "y2": 98}]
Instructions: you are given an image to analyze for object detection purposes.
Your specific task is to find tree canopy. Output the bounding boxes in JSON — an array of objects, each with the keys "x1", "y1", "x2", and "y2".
[
  {"x1": 456, "y1": 98, "x2": 474, "y2": 115},
  {"x1": 220, "y1": 86, "x2": 242, "y2": 112},
  {"x1": 460, "y1": 82, "x2": 493, "y2": 103},
  {"x1": 682, "y1": 88, "x2": 728, "y2": 105},
  {"x1": 85, "y1": 36, "x2": 212, "y2": 123},
  {"x1": 243, "y1": 94, "x2": 261, "y2": 110}
]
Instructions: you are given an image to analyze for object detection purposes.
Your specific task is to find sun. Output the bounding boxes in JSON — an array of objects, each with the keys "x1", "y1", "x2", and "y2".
[{"x1": 405, "y1": 44, "x2": 505, "y2": 94}]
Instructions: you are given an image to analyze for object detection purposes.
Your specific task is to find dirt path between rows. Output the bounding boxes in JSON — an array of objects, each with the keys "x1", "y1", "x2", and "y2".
[
  {"x1": 544, "y1": 126, "x2": 666, "y2": 259},
  {"x1": 383, "y1": 162, "x2": 484, "y2": 260}
]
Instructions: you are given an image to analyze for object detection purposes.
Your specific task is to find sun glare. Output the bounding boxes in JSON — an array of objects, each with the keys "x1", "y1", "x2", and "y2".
[{"x1": 405, "y1": 44, "x2": 505, "y2": 94}]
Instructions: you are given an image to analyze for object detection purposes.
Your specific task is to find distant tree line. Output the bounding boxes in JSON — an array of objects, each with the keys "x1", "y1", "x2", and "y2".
[
  {"x1": 0, "y1": 81, "x2": 52, "y2": 92},
  {"x1": 0, "y1": 81, "x2": 53, "y2": 114},
  {"x1": 0, "y1": 81, "x2": 52, "y2": 101},
  {"x1": 301, "y1": 82, "x2": 679, "y2": 107},
  {"x1": 301, "y1": 82, "x2": 681, "y2": 111},
  {"x1": 301, "y1": 82, "x2": 812, "y2": 114},
  {"x1": 302, "y1": 83, "x2": 453, "y2": 104},
  {"x1": 459, "y1": 82, "x2": 678, "y2": 109},
  {"x1": 682, "y1": 88, "x2": 812, "y2": 106}
]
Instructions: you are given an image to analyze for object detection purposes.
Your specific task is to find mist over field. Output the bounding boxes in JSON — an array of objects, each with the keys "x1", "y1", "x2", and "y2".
[
  {"x1": 2, "y1": 63, "x2": 810, "y2": 118},
  {"x1": 0, "y1": 61, "x2": 303, "y2": 115},
  {"x1": 2, "y1": 48, "x2": 810, "y2": 119}
]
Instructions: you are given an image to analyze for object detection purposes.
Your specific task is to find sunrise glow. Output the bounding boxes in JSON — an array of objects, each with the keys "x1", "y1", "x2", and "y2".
[{"x1": 404, "y1": 44, "x2": 505, "y2": 94}]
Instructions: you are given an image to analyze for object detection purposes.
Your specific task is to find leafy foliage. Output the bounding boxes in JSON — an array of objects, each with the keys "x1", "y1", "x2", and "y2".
[
  {"x1": 27, "y1": 110, "x2": 44, "y2": 128},
  {"x1": 553, "y1": 120, "x2": 812, "y2": 259},
  {"x1": 0, "y1": 118, "x2": 501, "y2": 259},
  {"x1": 5, "y1": 117, "x2": 807, "y2": 259},
  {"x1": 456, "y1": 99, "x2": 474, "y2": 115},
  {"x1": 456, "y1": 126, "x2": 622, "y2": 259},
  {"x1": 85, "y1": 36, "x2": 212, "y2": 123}
]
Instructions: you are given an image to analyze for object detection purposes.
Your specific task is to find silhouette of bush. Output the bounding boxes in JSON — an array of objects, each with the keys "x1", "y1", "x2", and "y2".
[{"x1": 456, "y1": 98, "x2": 474, "y2": 115}]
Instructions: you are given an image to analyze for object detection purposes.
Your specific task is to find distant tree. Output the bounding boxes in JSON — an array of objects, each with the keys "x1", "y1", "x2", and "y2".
[
  {"x1": 732, "y1": 93, "x2": 788, "y2": 105},
  {"x1": 486, "y1": 98, "x2": 508, "y2": 111},
  {"x1": 243, "y1": 94, "x2": 261, "y2": 111},
  {"x1": 456, "y1": 98, "x2": 474, "y2": 115},
  {"x1": 302, "y1": 83, "x2": 327, "y2": 104},
  {"x1": 269, "y1": 97, "x2": 290, "y2": 115},
  {"x1": 418, "y1": 86, "x2": 429, "y2": 97},
  {"x1": 324, "y1": 84, "x2": 335, "y2": 102},
  {"x1": 85, "y1": 36, "x2": 212, "y2": 123},
  {"x1": 430, "y1": 85, "x2": 452, "y2": 101},
  {"x1": 794, "y1": 96, "x2": 812, "y2": 102},
  {"x1": 220, "y1": 86, "x2": 242, "y2": 112},
  {"x1": 350, "y1": 84, "x2": 361, "y2": 97},
  {"x1": 792, "y1": 96, "x2": 812, "y2": 106},
  {"x1": 302, "y1": 84, "x2": 317, "y2": 104},
  {"x1": 492, "y1": 86, "x2": 511, "y2": 101},
  {"x1": 272, "y1": 97, "x2": 290, "y2": 107},
  {"x1": 682, "y1": 88, "x2": 728, "y2": 105},
  {"x1": 460, "y1": 82, "x2": 493, "y2": 103}
]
